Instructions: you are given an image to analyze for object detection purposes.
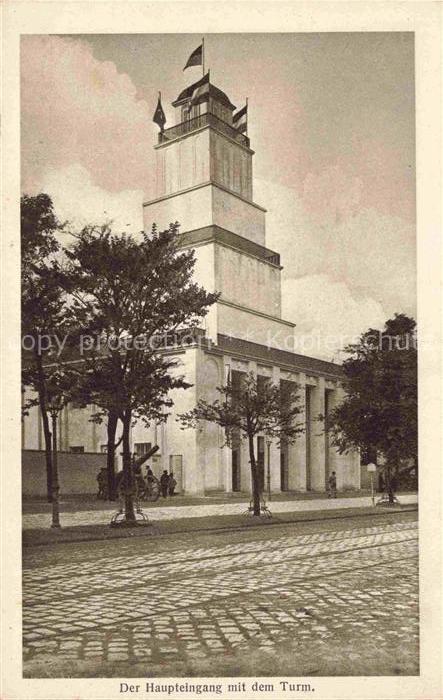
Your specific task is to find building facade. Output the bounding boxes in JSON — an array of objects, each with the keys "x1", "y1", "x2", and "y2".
[{"x1": 22, "y1": 75, "x2": 361, "y2": 495}]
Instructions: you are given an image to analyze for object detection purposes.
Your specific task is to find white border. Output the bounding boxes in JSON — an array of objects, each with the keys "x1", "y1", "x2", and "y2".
[{"x1": 1, "y1": 2, "x2": 441, "y2": 699}]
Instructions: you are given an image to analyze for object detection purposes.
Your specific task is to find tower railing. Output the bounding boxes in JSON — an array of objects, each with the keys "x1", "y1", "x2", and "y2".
[{"x1": 158, "y1": 113, "x2": 250, "y2": 148}]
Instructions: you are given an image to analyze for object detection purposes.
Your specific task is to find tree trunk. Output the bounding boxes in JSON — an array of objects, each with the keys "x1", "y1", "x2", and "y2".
[
  {"x1": 248, "y1": 434, "x2": 261, "y2": 516},
  {"x1": 106, "y1": 411, "x2": 118, "y2": 500},
  {"x1": 41, "y1": 399, "x2": 53, "y2": 502},
  {"x1": 50, "y1": 414, "x2": 61, "y2": 528},
  {"x1": 122, "y1": 412, "x2": 136, "y2": 523},
  {"x1": 35, "y1": 352, "x2": 53, "y2": 502},
  {"x1": 384, "y1": 465, "x2": 395, "y2": 504}
]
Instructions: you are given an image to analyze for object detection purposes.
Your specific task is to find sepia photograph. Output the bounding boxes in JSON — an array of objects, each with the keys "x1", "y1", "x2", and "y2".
[
  {"x1": 1, "y1": 4, "x2": 441, "y2": 699},
  {"x1": 19, "y1": 30, "x2": 420, "y2": 679}
]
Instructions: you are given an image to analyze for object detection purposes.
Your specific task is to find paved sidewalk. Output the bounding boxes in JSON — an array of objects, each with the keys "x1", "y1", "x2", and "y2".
[{"x1": 22, "y1": 493, "x2": 418, "y2": 530}]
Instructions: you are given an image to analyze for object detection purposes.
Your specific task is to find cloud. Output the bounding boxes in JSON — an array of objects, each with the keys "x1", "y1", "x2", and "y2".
[
  {"x1": 302, "y1": 165, "x2": 364, "y2": 224},
  {"x1": 282, "y1": 274, "x2": 386, "y2": 360},
  {"x1": 39, "y1": 164, "x2": 144, "y2": 235},
  {"x1": 255, "y1": 177, "x2": 416, "y2": 321},
  {"x1": 21, "y1": 35, "x2": 155, "y2": 197}
]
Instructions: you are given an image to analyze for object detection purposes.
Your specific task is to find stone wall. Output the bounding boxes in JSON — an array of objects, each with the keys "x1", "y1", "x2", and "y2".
[{"x1": 22, "y1": 450, "x2": 107, "y2": 497}]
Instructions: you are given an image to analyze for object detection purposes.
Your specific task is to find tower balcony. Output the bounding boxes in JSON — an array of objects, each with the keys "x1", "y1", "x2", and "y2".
[{"x1": 158, "y1": 112, "x2": 250, "y2": 149}]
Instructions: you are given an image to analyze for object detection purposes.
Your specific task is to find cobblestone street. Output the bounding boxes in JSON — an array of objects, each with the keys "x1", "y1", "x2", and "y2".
[{"x1": 23, "y1": 514, "x2": 419, "y2": 677}]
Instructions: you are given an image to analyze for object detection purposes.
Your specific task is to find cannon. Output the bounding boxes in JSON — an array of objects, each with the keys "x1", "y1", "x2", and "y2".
[
  {"x1": 114, "y1": 445, "x2": 161, "y2": 502},
  {"x1": 132, "y1": 444, "x2": 160, "y2": 469}
]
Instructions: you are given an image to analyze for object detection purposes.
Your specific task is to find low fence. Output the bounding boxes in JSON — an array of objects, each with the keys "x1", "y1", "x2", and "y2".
[{"x1": 22, "y1": 450, "x2": 107, "y2": 497}]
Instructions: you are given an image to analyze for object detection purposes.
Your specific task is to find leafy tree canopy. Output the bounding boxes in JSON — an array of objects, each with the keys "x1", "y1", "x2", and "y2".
[
  {"x1": 180, "y1": 372, "x2": 304, "y2": 515},
  {"x1": 180, "y1": 372, "x2": 304, "y2": 447},
  {"x1": 21, "y1": 193, "x2": 61, "y2": 266},
  {"x1": 63, "y1": 223, "x2": 219, "y2": 425},
  {"x1": 325, "y1": 314, "x2": 417, "y2": 486}
]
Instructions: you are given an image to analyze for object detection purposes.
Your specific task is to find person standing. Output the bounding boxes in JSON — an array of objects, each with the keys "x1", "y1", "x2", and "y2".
[
  {"x1": 327, "y1": 471, "x2": 337, "y2": 498},
  {"x1": 145, "y1": 466, "x2": 155, "y2": 497},
  {"x1": 96, "y1": 467, "x2": 108, "y2": 500},
  {"x1": 160, "y1": 470, "x2": 169, "y2": 498},
  {"x1": 168, "y1": 472, "x2": 177, "y2": 497}
]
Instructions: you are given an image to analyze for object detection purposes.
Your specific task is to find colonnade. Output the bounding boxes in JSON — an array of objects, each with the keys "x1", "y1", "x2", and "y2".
[{"x1": 217, "y1": 355, "x2": 360, "y2": 494}]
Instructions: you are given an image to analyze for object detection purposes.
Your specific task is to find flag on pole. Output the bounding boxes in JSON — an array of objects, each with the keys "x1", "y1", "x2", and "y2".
[
  {"x1": 190, "y1": 72, "x2": 210, "y2": 105},
  {"x1": 153, "y1": 94, "x2": 166, "y2": 131},
  {"x1": 233, "y1": 103, "x2": 247, "y2": 133},
  {"x1": 183, "y1": 43, "x2": 203, "y2": 71}
]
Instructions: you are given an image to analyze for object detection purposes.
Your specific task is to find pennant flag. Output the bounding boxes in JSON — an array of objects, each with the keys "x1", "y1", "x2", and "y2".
[
  {"x1": 190, "y1": 72, "x2": 210, "y2": 105},
  {"x1": 184, "y1": 43, "x2": 203, "y2": 71},
  {"x1": 233, "y1": 103, "x2": 247, "y2": 133},
  {"x1": 153, "y1": 95, "x2": 166, "y2": 131}
]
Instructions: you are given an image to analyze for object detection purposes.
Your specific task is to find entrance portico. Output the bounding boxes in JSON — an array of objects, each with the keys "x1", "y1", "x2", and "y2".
[{"x1": 136, "y1": 334, "x2": 359, "y2": 497}]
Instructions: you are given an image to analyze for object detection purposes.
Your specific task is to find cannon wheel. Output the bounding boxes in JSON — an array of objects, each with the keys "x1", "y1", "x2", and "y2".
[
  {"x1": 141, "y1": 477, "x2": 161, "y2": 503},
  {"x1": 115, "y1": 468, "x2": 161, "y2": 503}
]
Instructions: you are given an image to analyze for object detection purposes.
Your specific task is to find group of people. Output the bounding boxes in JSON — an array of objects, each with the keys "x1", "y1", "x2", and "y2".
[
  {"x1": 138, "y1": 465, "x2": 177, "y2": 497},
  {"x1": 159, "y1": 469, "x2": 177, "y2": 498},
  {"x1": 96, "y1": 463, "x2": 178, "y2": 500}
]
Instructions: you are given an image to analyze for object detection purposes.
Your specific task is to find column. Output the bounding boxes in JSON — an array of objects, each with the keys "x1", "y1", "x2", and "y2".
[
  {"x1": 327, "y1": 388, "x2": 341, "y2": 488},
  {"x1": 221, "y1": 356, "x2": 232, "y2": 492},
  {"x1": 220, "y1": 429, "x2": 232, "y2": 492},
  {"x1": 287, "y1": 373, "x2": 307, "y2": 491},
  {"x1": 181, "y1": 347, "x2": 204, "y2": 495},
  {"x1": 309, "y1": 376, "x2": 326, "y2": 491},
  {"x1": 269, "y1": 366, "x2": 281, "y2": 493},
  {"x1": 240, "y1": 361, "x2": 257, "y2": 493},
  {"x1": 240, "y1": 437, "x2": 252, "y2": 493}
]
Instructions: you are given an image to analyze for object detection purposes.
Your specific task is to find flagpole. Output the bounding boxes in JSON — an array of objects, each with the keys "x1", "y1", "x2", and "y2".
[
  {"x1": 202, "y1": 37, "x2": 205, "y2": 76},
  {"x1": 159, "y1": 91, "x2": 164, "y2": 133},
  {"x1": 246, "y1": 97, "x2": 248, "y2": 136}
]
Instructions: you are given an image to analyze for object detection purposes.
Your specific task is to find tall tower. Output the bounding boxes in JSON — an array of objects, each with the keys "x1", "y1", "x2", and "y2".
[{"x1": 143, "y1": 74, "x2": 295, "y2": 350}]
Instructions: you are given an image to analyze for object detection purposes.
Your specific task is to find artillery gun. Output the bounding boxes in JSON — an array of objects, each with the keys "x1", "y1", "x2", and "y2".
[{"x1": 115, "y1": 444, "x2": 161, "y2": 502}]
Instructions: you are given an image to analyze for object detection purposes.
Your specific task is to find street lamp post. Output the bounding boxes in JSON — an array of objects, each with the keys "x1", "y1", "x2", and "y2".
[
  {"x1": 367, "y1": 462, "x2": 377, "y2": 506},
  {"x1": 266, "y1": 436, "x2": 272, "y2": 502}
]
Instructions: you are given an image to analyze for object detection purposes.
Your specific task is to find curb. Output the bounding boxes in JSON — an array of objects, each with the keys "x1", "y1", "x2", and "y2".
[{"x1": 22, "y1": 505, "x2": 418, "y2": 548}]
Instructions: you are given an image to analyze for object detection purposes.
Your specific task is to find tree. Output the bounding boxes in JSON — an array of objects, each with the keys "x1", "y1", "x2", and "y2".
[
  {"x1": 324, "y1": 314, "x2": 417, "y2": 503},
  {"x1": 21, "y1": 194, "x2": 66, "y2": 502},
  {"x1": 64, "y1": 223, "x2": 218, "y2": 524},
  {"x1": 179, "y1": 372, "x2": 304, "y2": 516},
  {"x1": 43, "y1": 366, "x2": 79, "y2": 527}
]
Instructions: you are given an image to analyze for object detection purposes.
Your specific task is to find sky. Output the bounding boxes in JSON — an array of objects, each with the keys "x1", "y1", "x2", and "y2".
[{"x1": 21, "y1": 32, "x2": 416, "y2": 360}]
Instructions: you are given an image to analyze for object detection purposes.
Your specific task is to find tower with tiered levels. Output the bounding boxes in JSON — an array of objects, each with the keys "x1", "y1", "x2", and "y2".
[{"x1": 143, "y1": 74, "x2": 296, "y2": 351}]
